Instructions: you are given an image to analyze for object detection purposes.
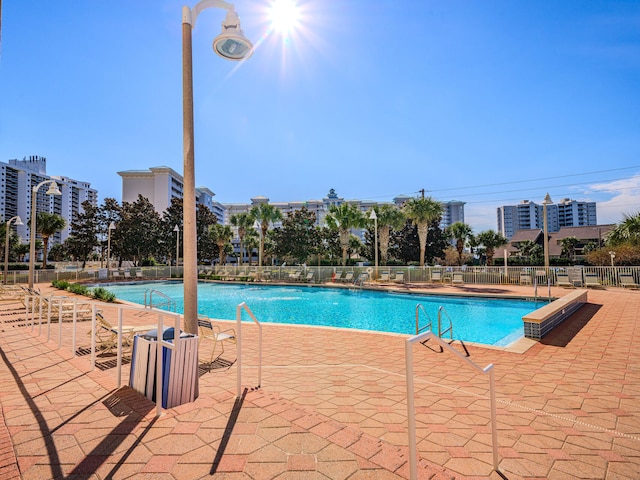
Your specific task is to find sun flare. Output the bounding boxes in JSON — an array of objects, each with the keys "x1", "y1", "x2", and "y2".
[{"x1": 268, "y1": 0, "x2": 301, "y2": 35}]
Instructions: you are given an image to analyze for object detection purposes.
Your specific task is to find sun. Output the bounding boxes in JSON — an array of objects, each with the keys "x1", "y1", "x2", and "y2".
[{"x1": 268, "y1": 0, "x2": 301, "y2": 35}]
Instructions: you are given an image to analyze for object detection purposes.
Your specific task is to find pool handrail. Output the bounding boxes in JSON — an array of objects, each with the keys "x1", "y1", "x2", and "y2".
[
  {"x1": 235, "y1": 301, "x2": 262, "y2": 398},
  {"x1": 415, "y1": 303, "x2": 434, "y2": 335},
  {"x1": 405, "y1": 330, "x2": 499, "y2": 479}
]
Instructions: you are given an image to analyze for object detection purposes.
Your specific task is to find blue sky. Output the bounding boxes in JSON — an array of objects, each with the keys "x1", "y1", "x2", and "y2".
[{"x1": 1, "y1": 0, "x2": 639, "y2": 233}]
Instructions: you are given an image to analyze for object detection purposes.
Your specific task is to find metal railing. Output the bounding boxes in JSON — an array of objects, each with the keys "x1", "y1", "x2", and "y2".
[
  {"x1": 6, "y1": 264, "x2": 640, "y2": 288},
  {"x1": 405, "y1": 331, "x2": 499, "y2": 479},
  {"x1": 235, "y1": 302, "x2": 262, "y2": 398},
  {"x1": 415, "y1": 304, "x2": 433, "y2": 335},
  {"x1": 144, "y1": 289, "x2": 176, "y2": 311}
]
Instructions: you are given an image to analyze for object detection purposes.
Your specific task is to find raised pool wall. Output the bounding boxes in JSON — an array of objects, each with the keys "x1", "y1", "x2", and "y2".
[{"x1": 522, "y1": 289, "x2": 588, "y2": 340}]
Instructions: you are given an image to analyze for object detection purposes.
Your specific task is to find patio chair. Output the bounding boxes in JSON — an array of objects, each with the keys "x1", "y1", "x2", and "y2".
[
  {"x1": 91, "y1": 312, "x2": 155, "y2": 356},
  {"x1": 197, "y1": 316, "x2": 236, "y2": 371},
  {"x1": 135, "y1": 270, "x2": 143, "y2": 278},
  {"x1": 556, "y1": 273, "x2": 574, "y2": 288},
  {"x1": 584, "y1": 273, "x2": 603, "y2": 288},
  {"x1": 333, "y1": 270, "x2": 344, "y2": 282},
  {"x1": 45, "y1": 296, "x2": 94, "y2": 321},
  {"x1": 452, "y1": 272, "x2": 464, "y2": 285},
  {"x1": 124, "y1": 271, "x2": 132, "y2": 279},
  {"x1": 302, "y1": 271, "x2": 314, "y2": 283},
  {"x1": 431, "y1": 270, "x2": 442, "y2": 283},
  {"x1": 288, "y1": 270, "x2": 302, "y2": 281},
  {"x1": 111, "y1": 270, "x2": 122, "y2": 279},
  {"x1": 378, "y1": 271, "x2": 390, "y2": 282},
  {"x1": 620, "y1": 273, "x2": 639, "y2": 289}
]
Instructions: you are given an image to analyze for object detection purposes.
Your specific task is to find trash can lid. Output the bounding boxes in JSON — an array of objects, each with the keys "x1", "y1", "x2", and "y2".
[{"x1": 141, "y1": 327, "x2": 193, "y2": 341}]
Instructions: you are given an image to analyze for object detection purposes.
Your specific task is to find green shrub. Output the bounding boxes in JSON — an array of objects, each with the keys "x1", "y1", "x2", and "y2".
[
  {"x1": 92, "y1": 287, "x2": 116, "y2": 302},
  {"x1": 51, "y1": 280, "x2": 70, "y2": 290},
  {"x1": 67, "y1": 283, "x2": 89, "y2": 296}
]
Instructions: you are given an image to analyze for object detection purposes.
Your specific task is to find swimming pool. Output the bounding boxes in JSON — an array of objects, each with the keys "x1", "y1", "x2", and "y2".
[{"x1": 104, "y1": 282, "x2": 545, "y2": 347}]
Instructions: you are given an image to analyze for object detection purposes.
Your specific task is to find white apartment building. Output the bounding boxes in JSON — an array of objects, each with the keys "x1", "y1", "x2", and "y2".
[
  {"x1": 497, "y1": 198, "x2": 597, "y2": 239},
  {"x1": 0, "y1": 155, "x2": 97, "y2": 247},
  {"x1": 118, "y1": 166, "x2": 224, "y2": 223}
]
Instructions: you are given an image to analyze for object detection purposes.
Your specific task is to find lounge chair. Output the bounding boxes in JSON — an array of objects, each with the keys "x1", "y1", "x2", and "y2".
[
  {"x1": 111, "y1": 270, "x2": 122, "y2": 279},
  {"x1": 124, "y1": 271, "x2": 132, "y2": 279},
  {"x1": 340, "y1": 272, "x2": 354, "y2": 283},
  {"x1": 197, "y1": 316, "x2": 236, "y2": 371},
  {"x1": 452, "y1": 272, "x2": 464, "y2": 285},
  {"x1": 288, "y1": 270, "x2": 302, "y2": 281},
  {"x1": 302, "y1": 271, "x2": 314, "y2": 283},
  {"x1": 45, "y1": 296, "x2": 94, "y2": 321},
  {"x1": 620, "y1": 273, "x2": 639, "y2": 289},
  {"x1": 135, "y1": 270, "x2": 143, "y2": 278},
  {"x1": 92, "y1": 313, "x2": 155, "y2": 356},
  {"x1": 333, "y1": 271, "x2": 344, "y2": 282},
  {"x1": 378, "y1": 271, "x2": 390, "y2": 282},
  {"x1": 431, "y1": 271, "x2": 442, "y2": 283},
  {"x1": 584, "y1": 273, "x2": 603, "y2": 288},
  {"x1": 556, "y1": 273, "x2": 574, "y2": 288},
  {"x1": 391, "y1": 271, "x2": 404, "y2": 283}
]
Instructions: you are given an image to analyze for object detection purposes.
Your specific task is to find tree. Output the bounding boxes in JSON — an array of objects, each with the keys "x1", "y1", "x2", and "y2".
[
  {"x1": 65, "y1": 200, "x2": 100, "y2": 267},
  {"x1": 402, "y1": 197, "x2": 444, "y2": 266},
  {"x1": 560, "y1": 236, "x2": 579, "y2": 261},
  {"x1": 230, "y1": 212, "x2": 255, "y2": 265},
  {"x1": 0, "y1": 223, "x2": 22, "y2": 263},
  {"x1": 606, "y1": 212, "x2": 640, "y2": 247},
  {"x1": 250, "y1": 203, "x2": 282, "y2": 266},
  {"x1": 117, "y1": 195, "x2": 161, "y2": 266},
  {"x1": 270, "y1": 207, "x2": 319, "y2": 264},
  {"x1": 476, "y1": 230, "x2": 508, "y2": 266},
  {"x1": 209, "y1": 223, "x2": 233, "y2": 265},
  {"x1": 325, "y1": 203, "x2": 366, "y2": 266},
  {"x1": 375, "y1": 205, "x2": 405, "y2": 265},
  {"x1": 196, "y1": 204, "x2": 218, "y2": 264},
  {"x1": 446, "y1": 222, "x2": 473, "y2": 266},
  {"x1": 35, "y1": 212, "x2": 66, "y2": 268}
]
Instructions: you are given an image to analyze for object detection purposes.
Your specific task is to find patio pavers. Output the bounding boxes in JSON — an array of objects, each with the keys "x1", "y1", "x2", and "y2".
[{"x1": 0, "y1": 282, "x2": 638, "y2": 479}]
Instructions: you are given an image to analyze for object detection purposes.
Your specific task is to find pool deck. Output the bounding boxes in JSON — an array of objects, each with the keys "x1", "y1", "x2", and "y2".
[{"x1": 0, "y1": 282, "x2": 638, "y2": 479}]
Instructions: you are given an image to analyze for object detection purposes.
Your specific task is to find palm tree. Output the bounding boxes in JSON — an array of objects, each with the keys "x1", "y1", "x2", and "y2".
[
  {"x1": 35, "y1": 212, "x2": 66, "y2": 269},
  {"x1": 402, "y1": 197, "x2": 443, "y2": 266},
  {"x1": 209, "y1": 224, "x2": 233, "y2": 266},
  {"x1": 325, "y1": 203, "x2": 366, "y2": 266},
  {"x1": 606, "y1": 212, "x2": 640, "y2": 247},
  {"x1": 476, "y1": 230, "x2": 508, "y2": 266},
  {"x1": 244, "y1": 229, "x2": 260, "y2": 265},
  {"x1": 375, "y1": 204, "x2": 405, "y2": 265},
  {"x1": 250, "y1": 203, "x2": 282, "y2": 266},
  {"x1": 446, "y1": 222, "x2": 473, "y2": 266},
  {"x1": 560, "y1": 236, "x2": 579, "y2": 261},
  {"x1": 230, "y1": 212, "x2": 255, "y2": 265}
]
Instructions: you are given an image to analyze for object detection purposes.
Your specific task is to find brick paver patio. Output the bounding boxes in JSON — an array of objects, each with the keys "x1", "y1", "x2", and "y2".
[{"x1": 0, "y1": 282, "x2": 638, "y2": 479}]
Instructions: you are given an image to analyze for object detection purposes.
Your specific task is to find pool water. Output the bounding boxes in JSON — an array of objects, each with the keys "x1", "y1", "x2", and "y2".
[{"x1": 104, "y1": 282, "x2": 545, "y2": 347}]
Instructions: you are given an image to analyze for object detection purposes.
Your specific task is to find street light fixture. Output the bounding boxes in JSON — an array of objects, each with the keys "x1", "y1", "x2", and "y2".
[
  {"x1": 369, "y1": 209, "x2": 378, "y2": 280},
  {"x1": 182, "y1": 0, "x2": 253, "y2": 334},
  {"x1": 609, "y1": 251, "x2": 615, "y2": 268},
  {"x1": 107, "y1": 222, "x2": 115, "y2": 273},
  {"x1": 28, "y1": 180, "x2": 62, "y2": 288},
  {"x1": 4, "y1": 216, "x2": 23, "y2": 285},
  {"x1": 174, "y1": 225, "x2": 180, "y2": 267},
  {"x1": 542, "y1": 193, "x2": 553, "y2": 271}
]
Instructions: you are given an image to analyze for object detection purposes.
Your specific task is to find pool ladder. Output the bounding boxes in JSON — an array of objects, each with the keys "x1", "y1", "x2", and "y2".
[
  {"x1": 144, "y1": 289, "x2": 177, "y2": 312},
  {"x1": 415, "y1": 304, "x2": 454, "y2": 341}
]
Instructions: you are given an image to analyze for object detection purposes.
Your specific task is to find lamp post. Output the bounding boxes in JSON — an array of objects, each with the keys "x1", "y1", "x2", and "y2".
[
  {"x1": 542, "y1": 193, "x2": 553, "y2": 272},
  {"x1": 182, "y1": 0, "x2": 253, "y2": 334},
  {"x1": 369, "y1": 209, "x2": 378, "y2": 280},
  {"x1": 174, "y1": 225, "x2": 180, "y2": 266},
  {"x1": 609, "y1": 251, "x2": 615, "y2": 268},
  {"x1": 28, "y1": 180, "x2": 62, "y2": 289},
  {"x1": 4, "y1": 216, "x2": 23, "y2": 285},
  {"x1": 106, "y1": 222, "x2": 115, "y2": 273}
]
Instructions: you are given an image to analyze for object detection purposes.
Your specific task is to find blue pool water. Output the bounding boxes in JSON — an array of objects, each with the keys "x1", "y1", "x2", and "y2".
[{"x1": 104, "y1": 282, "x2": 544, "y2": 347}]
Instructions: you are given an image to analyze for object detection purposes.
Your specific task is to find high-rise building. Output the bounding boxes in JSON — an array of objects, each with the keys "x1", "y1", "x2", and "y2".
[
  {"x1": 497, "y1": 198, "x2": 597, "y2": 239},
  {"x1": 118, "y1": 166, "x2": 224, "y2": 223},
  {"x1": 0, "y1": 155, "x2": 98, "y2": 248}
]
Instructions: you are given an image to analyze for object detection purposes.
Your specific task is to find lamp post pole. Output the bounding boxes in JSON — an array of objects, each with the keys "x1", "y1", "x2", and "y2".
[
  {"x1": 174, "y1": 225, "x2": 180, "y2": 267},
  {"x1": 609, "y1": 251, "x2": 615, "y2": 268},
  {"x1": 542, "y1": 193, "x2": 552, "y2": 272},
  {"x1": 181, "y1": 0, "x2": 253, "y2": 334},
  {"x1": 107, "y1": 222, "x2": 115, "y2": 273},
  {"x1": 369, "y1": 210, "x2": 378, "y2": 279},
  {"x1": 4, "y1": 216, "x2": 23, "y2": 285},
  {"x1": 28, "y1": 180, "x2": 62, "y2": 289}
]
